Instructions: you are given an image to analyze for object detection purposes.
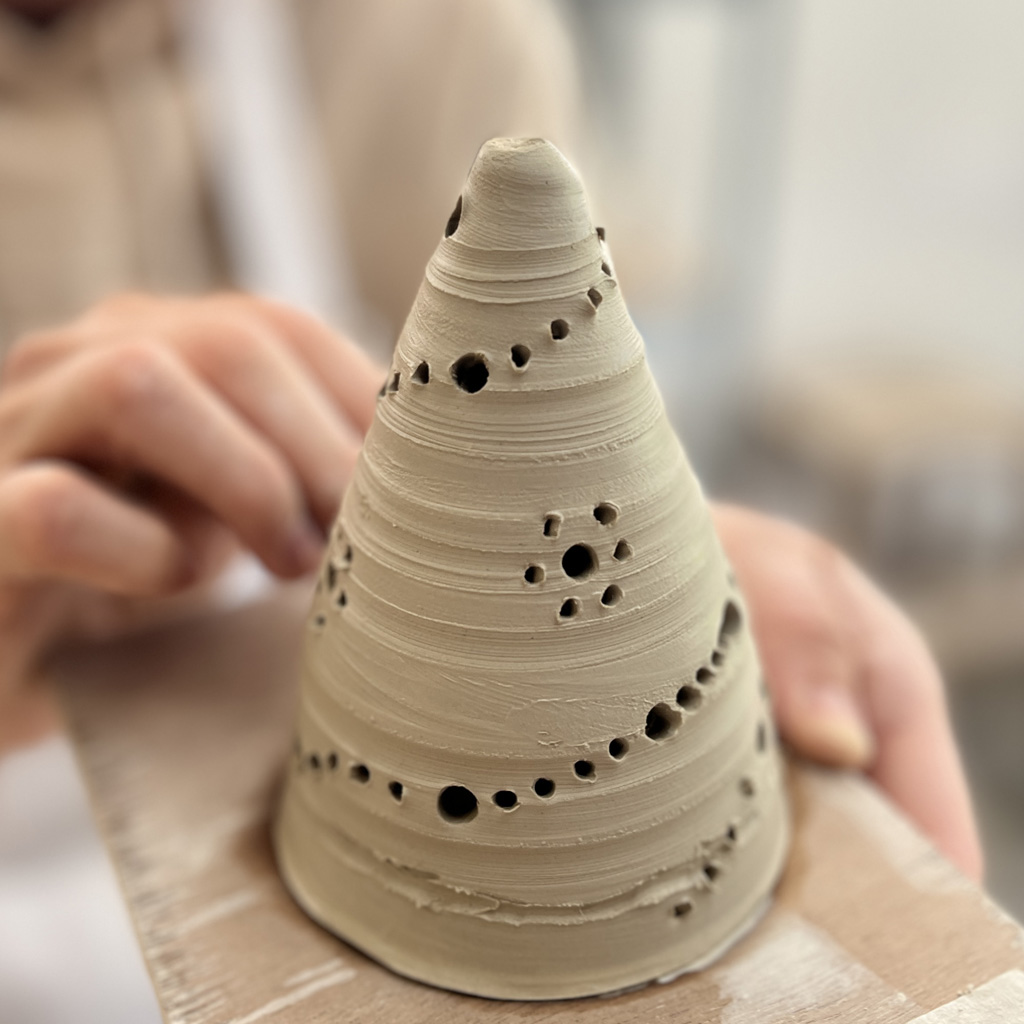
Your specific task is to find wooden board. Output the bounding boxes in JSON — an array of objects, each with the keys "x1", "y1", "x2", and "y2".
[{"x1": 54, "y1": 586, "x2": 1024, "y2": 1024}]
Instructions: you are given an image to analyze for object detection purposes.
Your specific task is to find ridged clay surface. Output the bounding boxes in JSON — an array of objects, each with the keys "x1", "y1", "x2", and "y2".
[{"x1": 274, "y1": 138, "x2": 789, "y2": 1000}]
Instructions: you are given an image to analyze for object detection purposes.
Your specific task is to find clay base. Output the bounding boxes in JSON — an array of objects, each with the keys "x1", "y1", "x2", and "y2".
[{"x1": 273, "y1": 784, "x2": 789, "y2": 1001}]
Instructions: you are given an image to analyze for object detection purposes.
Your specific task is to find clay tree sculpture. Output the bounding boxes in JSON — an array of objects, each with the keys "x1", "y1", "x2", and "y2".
[{"x1": 274, "y1": 138, "x2": 789, "y2": 1001}]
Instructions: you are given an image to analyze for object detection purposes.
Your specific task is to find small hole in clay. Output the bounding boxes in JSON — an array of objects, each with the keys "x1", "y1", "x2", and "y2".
[
  {"x1": 308, "y1": 753, "x2": 321, "y2": 771},
  {"x1": 720, "y1": 600, "x2": 742, "y2": 643},
  {"x1": 739, "y1": 777, "x2": 755, "y2": 797},
  {"x1": 312, "y1": 613, "x2": 326, "y2": 631},
  {"x1": 574, "y1": 760, "x2": 595, "y2": 779},
  {"x1": 438, "y1": 785, "x2": 478, "y2": 822},
  {"x1": 451, "y1": 353, "x2": 489, "y2": 393},
  {"x1": 613, "y1": 539, "x2": 632, "y2": 561},
  {"x1": 600, "y1": 585, "x2": 622, "y2": 607},
  {"x1": 533, "y1": 778, "x2": 555, "y2": 798},
  {"x1": 550, "y1": 319, "x2": 570, "y2": 340},
  {"x1": 673, "y1": 900, "x2": 693, "y2": 918},
  {"x1": 389, "y1": 781, "x2": 404, "y2": 801},
  {"x1": 562, "y1": 544, "x2": 596, "y2": 579},
  {"x1": 593, "y1": 502, "x2": 618, "y2": 525},
  {"x1": 676, "y1": 685, "x2": 702, "y2": 711},
  {"x1": 412, "y1": 361, "x2": 430, "y2": 384},
  {"x1": 350, "y1": 764, "x2": 370, "y2": 784},
  {"x1": 608, "y1": 738, "x2": 628, "y2": 760},
  {"x1": 326, "y1": 753, "x2": 338, "y2": 771},
  {"x1": 336, "y1": 590, "x2": 347, "y2": 608},
  {"x1": 695, "y1": 667, "x2": 714, "y2": 685},
  {"x1": 726, "y1": 824, "x2": 738, "y2": 844},
  {"x1": 703, "y1": 863, "x2": 720, "y2": 882},
  {"x1": 524, "y1": 564, "x2": 544, "y2": 584},
  {"x1": 444, "y1": 195, "x2": 462, "y2": 238},
  {"x1": 378, "y1": 380, "x2": 386, "y2": 398},
  {"x1": 493, "y1": 790, "x2": 518, "y2": 809},
  {"x1": 325, "y1": 563, "x2": 338, "y2": 591},
  {"x1": 543, "y1": 513, "x2": 562, "y2": 538},
  {"x1": 596, "y1": 226, "x2": 606, "y2": 242},
  {"x1": 587, "y1": 287, "x2": 603, "y2": 309},
  {"x1": 645, "y1": 703, "x2": 681, "y2": 740},
  {"x1": 559, "y1": 598, "x2": 581, "y2": 619},
  {"x1": 757, "y1": 721, "x2": 767, "y2": 752},
  {"x1": 510, "y1": 344, "x2": 531, "y2": 369},
  {"x1": 601, "y1": 261, "x2": 612, "y2": 276},
  {"x1": 342, "y1": 544, "x2": 353, "y2": 567},
  {"x1": 711, "y1": 650, "x2": 724, "y2": 667},
  {"x1": 388, "y1": 371, "x2": 400, "y2": 393}
]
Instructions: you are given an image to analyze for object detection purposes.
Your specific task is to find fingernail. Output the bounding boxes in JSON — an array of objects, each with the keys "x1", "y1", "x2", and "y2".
[
  {"x1": 285, "y1": 520, "x2": 325, "y2": 575},
  {"x1": 807, "y1": 688, "x2": 876, "y2": 767}
]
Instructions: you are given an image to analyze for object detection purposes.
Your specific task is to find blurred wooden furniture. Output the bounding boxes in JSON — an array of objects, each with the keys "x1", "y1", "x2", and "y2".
[{"x1": 55, "y1": 585, "x2": 1024, "y2": 1023}]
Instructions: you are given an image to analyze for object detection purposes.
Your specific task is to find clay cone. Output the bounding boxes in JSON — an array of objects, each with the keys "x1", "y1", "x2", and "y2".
[{"x1": 274, "y1": 138, "x2": 788, "y2": 1000}]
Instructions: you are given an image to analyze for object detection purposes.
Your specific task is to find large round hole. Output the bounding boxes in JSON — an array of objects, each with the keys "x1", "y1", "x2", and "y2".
[
  {"x1": 601, "y1": 585, "x2": 622, "y2": 607},
  {"x1": 645, "y1": 703, "x2": 681, "y2": 740},
  {"x1": 438, "y1": 785, "x2": 478, "y2": 822},
  {"x1": 510, "y1": 344, "x2": 531, "y2": 369},
  {"x1": 574, "y1": 760, "x2": 595, "y2": 779},
  {"x1": 533, "y1": 778, "x2": 555, "y2": 798},
  {"x1": 524, "y1": 564, "x2": 544, "y2": 584},
  {"x1": 444, "y1": 195, "x2": 463, "y2": 237},
  {"x1": 561, "y1": 544, "x2": 596, "y2": 579},
  {"x1": 676, "y1": 685, "x2": 702, "y2": 711},
  {"x1": 720, "y1": 600, "x2": 742, "y2": 643},
  {"x1": 695, "y1": 667, "x2": 714, "y2": 685},
  {"x1": 558, "y1": 598, "x2": 581, "y2": 619},
  {"x1": 412, "y1": 361, "x2": 430, "y2": 384},
  {"x1": 613, "y1": 539, "x2": 632, "y2": 561},
  {"x1": 350, "y1": 764, "x2": 370, "y2": 784},
  {"x1": 593, "y1": 502, "x2": 618, "y2": 525},
  {"x1": 493, "y1": 790, "x2": 518, "y2": 810},
  {"x1": 550, "y1": 319, "x2": 570, "y2": 340},
  {"x1": 451, "y1": 353, "x2": 489, "y2": 393},
  {"x1": 608, "y1": 738, "x2": 628, "y2": 760}
]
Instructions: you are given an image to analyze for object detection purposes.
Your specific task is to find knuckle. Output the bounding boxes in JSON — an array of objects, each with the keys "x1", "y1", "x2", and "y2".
[
  {"x1": 93, "y1": 342, "x2": 176, "y2": 416},
  {"x1": 0, "y1": 465, "x2": 81, "y2": 569}
]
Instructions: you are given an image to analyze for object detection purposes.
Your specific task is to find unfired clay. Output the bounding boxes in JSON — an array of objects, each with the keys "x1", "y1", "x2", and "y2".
[{"x1": 274, "y1": 138, "x2": 789, "y2": 1000}]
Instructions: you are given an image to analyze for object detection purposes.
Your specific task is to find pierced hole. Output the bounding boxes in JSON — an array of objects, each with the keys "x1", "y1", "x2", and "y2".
[
  {"x1": 325, "y1": 563, "x2": 338, "y2": 591},
  {"x1": 312, "y1": 613, "x2": 326, "y2": 631},
  {"x1": 341, "y1": 544, "x2": 353, "y2": 567},
  {"x1": 726, "y1": 824, "x2": 738, "y2": 844},
  {"x1": 326, "y1": 753, "x2": 338, "y2": 771},
  {"x1": 645, "y1": 703, "x2": 681, "y2": 740},
  {"x1": 412, "y1": 361, "x2": 430, "y2": 384},
  {"x1": 444, "y1": 195, "x2": 463, "y2": 237},
  {"x1": 600, "y1": 584, "x2": 622, "y2": 607},
  {"x1": 739, "y1": 777, "x2": 755, "y2": 797},
  {"x1": 600, "y1": 261, "x2": 612, "y2": 276},
  {"x1": 533, "y1": 778, "x2": 555, "y2": 798},
  {"x1": 388, "y1": 371, "x2": 400, "y2": 393},
  {"x1": 673, "y1": 900, "x2": 693, "y2": 919},
  {"x1": 608, "y1": 738, "x2": 628, "y2": 760},
  {"x1": 550, "y1": 319, "x2": 570, "y2": 340},
  {"x1": 587, "y1": 287, "x2": 603, "y2": 309},
  {"x1": 438, "y1": 785, "x2": 477, "y2": 822},
  {"x1": 596, "y1": 226, "x2": 606, "y2": 242},
  {"x1": 757, "y1": 721, "x2": 767, "y2": 752},
  {"x1": 561, "y1": 543, "x2": 596, "y2": 579},
  {"x1": 389, "y1": 781, "x2": 404, "y2": 801},
  {"x1": 695, "y1": 667, "x2": 714, "y2": 685},
  {"x1": 378, "y1": 380, "x2": 387, "y2": 398},
  {"x1": 493, "y1": 790, "x2": 518, "y2": 809},
  {"x1": 613, "y1": 539, "x2": 632, "y2": 561},
  {"x1": 574, "y1": 760, "x2": 595, "y2": 779},
  {"x1": 336, "y1": 590, "x2": 347, "y2": 608},
  {"x1": 720, "y1": 600, "x2": 742, "y2": 643},
  {"x1": 711, "y1": 650, "x2": 724, "y2": 667},
  {"x1": 543, "y1": 513, "x2": 562, "y2": 538},
  {"x1": 558, "y1": 598, "x2": 581, "y2": 619},
  {"x1": 524, "y1": 564, "x2": 544, "y2": 584},
  {"x1": 703, "y1": 863, "x2": 720, "y2": 882},
  {"x1": 593, "y1": 502, "x2": 618, "y2": 525},
  {"x1": 350, "y1": 763, "x2": 370, "y2": 783},
  {"x1": 676, "y1": 685, "x2": 702, "y2": 711},
  {"x1": 451, "y1": 353, "x2": 489, "y2": 393},
  {"x1": 308, "y1": 753, "x2": 321, "y2": 771},
  {"x1": 510, "y1": 344, "x2": 531, "y2": 369}
]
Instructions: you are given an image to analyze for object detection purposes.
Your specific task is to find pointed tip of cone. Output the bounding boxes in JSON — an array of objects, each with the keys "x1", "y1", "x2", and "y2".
[{"x1": 449, "y1": 137, "x2": 593, "y2": 251}]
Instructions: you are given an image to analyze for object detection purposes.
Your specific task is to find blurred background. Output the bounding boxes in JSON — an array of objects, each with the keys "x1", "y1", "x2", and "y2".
[{"x1": 0, "y1": 0, "x2": 1021, "y2": 1020}]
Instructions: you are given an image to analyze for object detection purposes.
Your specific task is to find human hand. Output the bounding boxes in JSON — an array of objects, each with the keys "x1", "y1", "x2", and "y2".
[
  {"x1": 0, "y1": 293, "x2": 383, "y2": 750},
  {"x1": 712, "y1": 503, "x2": 983, "y2": 881}
]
